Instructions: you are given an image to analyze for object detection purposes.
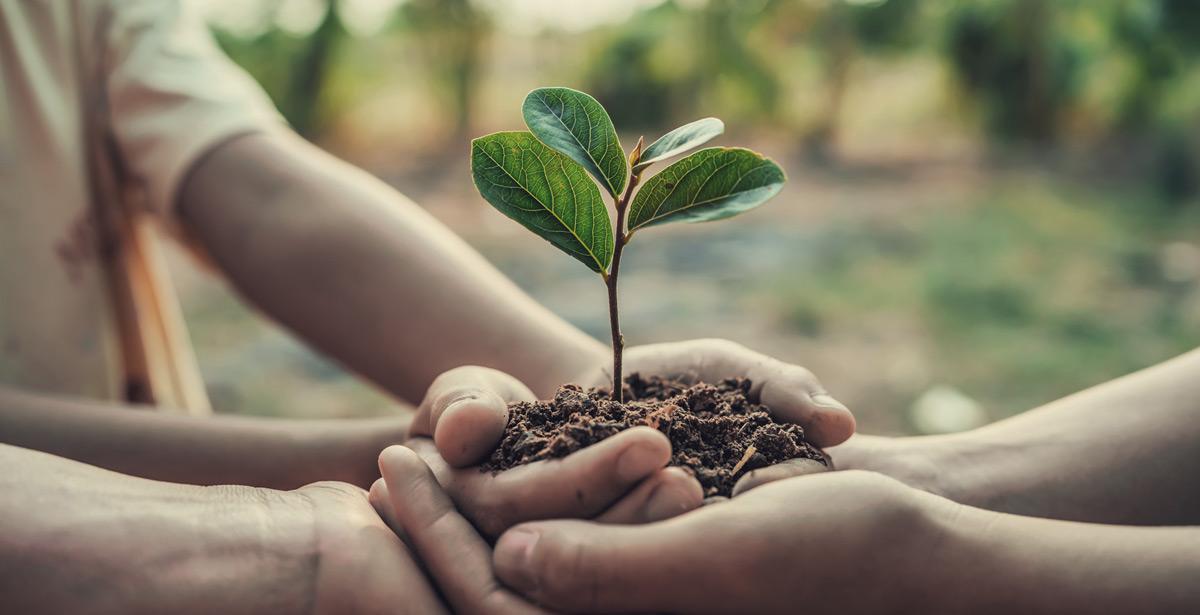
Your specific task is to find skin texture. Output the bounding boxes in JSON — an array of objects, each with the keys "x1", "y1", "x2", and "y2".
[
  {"x1": 379, "y1": 348, "x2": 1200, "y2": 614},
  {"x1": 378, "y1": 457, "x2": 1200, "y2": 615},
  {"x1": 0, "y1": 443, "x2": 447, "y2": 615},
  {"x1": 487, "y1": 472, "x2": 1200, "y2": 614},
  {"x1": 829, "y1": 346, "x2": 1200, "y2": 525},
  {"x1": 178, "y1": 131, "x2": 607, "y2": 404},
  {"x1": 0, "y1": 385, "x2": 407, "y2": 489}
]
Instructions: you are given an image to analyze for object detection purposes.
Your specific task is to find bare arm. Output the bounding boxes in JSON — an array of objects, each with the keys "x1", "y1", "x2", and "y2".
[
  {"x1": 0, "y1": 442, "x2": 451, "y2": 614},
  {"x1": 831, "y1": 347, "x2": 1200, "y2": 524},
  {"x1": 2, "y1": 129, "x2": 605, "y2": 488},
  {"x1": 0, "y1": 385, "x2": 405, "y2": 489},
  {"x1": 378, "y1": 462, "x2": 1200, "y2": 614},
  {"x1": 177, "y1": 131, "x2": 607, "y2": 403},
  {"x1": 0, "y1": 442, "x2": 316, "y2": 614}
]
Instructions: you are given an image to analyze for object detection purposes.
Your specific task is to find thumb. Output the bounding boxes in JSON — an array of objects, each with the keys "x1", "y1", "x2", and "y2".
[
  {"x1": 494, "y1": 519, "x2": 702, "y2": 613},
  {"x1": 413, "y1": 366, "x2": 536, "y2": 467}
]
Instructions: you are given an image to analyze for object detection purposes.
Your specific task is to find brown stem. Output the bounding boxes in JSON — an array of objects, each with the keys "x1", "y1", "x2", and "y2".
[{"x1": 607, "y1": 172, "x2": 640, "y2": 402}]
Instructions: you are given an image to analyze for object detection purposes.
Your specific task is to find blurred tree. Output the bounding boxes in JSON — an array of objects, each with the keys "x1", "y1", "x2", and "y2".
[
  {"x1": 1109, "y1": 0, "x2": 1200, "y2": 203},
  {"x1": 774, "y1": 0, "x2": 924, "y2": 162},
  {"x1": 213, "y1": 0, "x2": 346, "y2": 137},
  {"x1": 945, "y1": 0, "x2": 1083, "y2": 143},
  {"x1": 697, "y1": 0, "x2": 781, "y2": 118},
  {"x1": 582, "y1": 0, "x2": 781, "y2": 132},
  {"x1": 287, "y1": 0, "x2": 344, "y2": 136},
  {"x1": 396, "y1": 0, "x2": 491, "y2": 140},
  {"x1": 583, "y1": 1, "x2": 693, "y2": 130}
]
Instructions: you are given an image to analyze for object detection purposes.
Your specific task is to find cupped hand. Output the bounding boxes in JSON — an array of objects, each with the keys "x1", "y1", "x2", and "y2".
[
  {"x1": 490, "y1": 470, "x2": 951, "y2": 614},
  {"x1": 370, "y1": 447, "x2": 548, "y2": 615},
  {"x1": 576, "y1": 339, "x2": 856, "y2": 496},
  {"x1": 406, "y1": 366, "x2": 704, "y2": 538}
]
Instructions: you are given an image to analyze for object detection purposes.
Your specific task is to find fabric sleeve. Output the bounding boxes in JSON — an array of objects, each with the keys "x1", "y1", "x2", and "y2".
[{"x1": 104, "y1": 0, "x2": 287, "y2": 217}]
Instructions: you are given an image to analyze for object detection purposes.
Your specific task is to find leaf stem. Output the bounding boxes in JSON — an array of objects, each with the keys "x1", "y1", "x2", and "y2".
[{"x1": 607, "y1": 169, "x2": 641, "y2": 402}]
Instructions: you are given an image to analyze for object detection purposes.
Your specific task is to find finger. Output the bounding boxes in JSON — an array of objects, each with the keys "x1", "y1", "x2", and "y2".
[
  {"x1": 732, "y1": 457, "x2": 830, "y2": 497},
  {"x1": 368, "y1": 478, "x2": 402, "y2": 535},
  {"x1": 494, "y1": 518, "x2": 707, "y2": 613},
  {"x1": 415, "y1": 366, "x2": 536, "y2": 467},
  {"x1": 378, "y1": 445, "x2": 546, "y2": 615},
  {"x1": 621, "y1": 340, "x2": 855, "y2": 447},
  {"x1": 594, "y1": 467, "x2": 704, "y2": 524},
  {"x1": 755, "y1": 362, "x2": 855, "y2": 448},
  {"x1": 690, "y1": 340, "x2": 856, "y2": 448},
  {"x1": 409, "y1": 427, "x2": 673, "y2": 538}
]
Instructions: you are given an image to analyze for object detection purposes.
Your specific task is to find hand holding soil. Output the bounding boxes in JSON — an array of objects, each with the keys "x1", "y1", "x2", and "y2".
[
  {"x1": 404, "y1": 365, "x2": 706, "y2": 538},
  {"x1": 487, "y1": 339, "x2": 851, "y2": 497},
  {"x1": 405, "y1": 339, "x2": 852, "y2": 528}
]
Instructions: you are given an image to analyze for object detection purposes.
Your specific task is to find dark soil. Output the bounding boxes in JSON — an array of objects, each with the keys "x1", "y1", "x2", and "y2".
[{"x1": 481, "y1": 373, "x2": 828, "y2": 497}]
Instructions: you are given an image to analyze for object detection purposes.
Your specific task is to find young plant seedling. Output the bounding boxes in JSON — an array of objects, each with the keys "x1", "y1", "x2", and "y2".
[{"x1": 471, "y1": 86, "x2": 786, "y2": 402}]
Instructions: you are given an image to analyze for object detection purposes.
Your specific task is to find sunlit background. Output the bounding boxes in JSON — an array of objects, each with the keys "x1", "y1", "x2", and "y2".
[{"x1": 171, "y1": 0, "x2": 1200, "y2": 435}]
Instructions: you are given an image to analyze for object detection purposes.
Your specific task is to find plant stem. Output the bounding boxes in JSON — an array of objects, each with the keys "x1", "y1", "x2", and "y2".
[{"x1": 607, "y1": 172, "x2": 640, "y2": 402}]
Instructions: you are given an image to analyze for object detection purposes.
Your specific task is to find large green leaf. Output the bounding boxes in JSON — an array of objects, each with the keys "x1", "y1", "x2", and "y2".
[
  {"x1": 522, "y1": 87, "x2": 627, "y2": 198},
  {"x1": 633, "y1": 117, "x2": 724, "y2": 173},
  {"x1": 628, "y1": 148, "x2": 785, "y2": 232},
  {"x1": 471, "y1": 132, "x2": 613, "y2": 274}
]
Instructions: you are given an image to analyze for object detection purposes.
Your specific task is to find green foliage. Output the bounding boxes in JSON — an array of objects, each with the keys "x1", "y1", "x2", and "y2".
[
  {"x1": 628, "y1": 148, "x2": 785, "y2": 232},
  {"x1": 472, "y1": 87, "x2": 785, "y2": 276},
  {"x1": 470, "y1": 132, "x2": 613, "y2": 274},
  {"x1": 472, "y1": 87, "x2": 785, "y2": 398},
  {"x1": 523, "y1": 87, "x2": 628, "y2": 198},
  {"x1": 945, "y1": 0, "x2": 1084, "y2": 142},
  {"x1": 633, "y1": 117, "x2": 724, "y2": 173}
]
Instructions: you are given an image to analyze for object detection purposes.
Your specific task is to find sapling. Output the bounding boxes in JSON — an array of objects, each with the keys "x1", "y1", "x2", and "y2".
[{"x1": 471, "y1": 86, "x2": 786, "y2": 403}]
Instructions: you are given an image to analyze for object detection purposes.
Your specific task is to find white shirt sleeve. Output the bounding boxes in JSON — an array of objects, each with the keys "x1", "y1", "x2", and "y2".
[{"x1": 104, "y1": 0, "x2": 286, "y2": 217}]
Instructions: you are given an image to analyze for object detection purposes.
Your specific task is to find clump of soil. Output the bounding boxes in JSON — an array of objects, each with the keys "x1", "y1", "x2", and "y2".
[{"x1": 482, "y1": 373, "x2": 827, "y2": 497}]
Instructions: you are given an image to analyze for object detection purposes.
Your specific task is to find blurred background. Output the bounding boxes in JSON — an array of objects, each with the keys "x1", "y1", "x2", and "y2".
[{"x1": 172, "y1": 0, "x2": 1200, "y2": 436}]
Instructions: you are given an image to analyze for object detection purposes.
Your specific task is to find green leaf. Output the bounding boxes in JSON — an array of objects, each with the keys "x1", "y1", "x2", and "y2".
[
  {"x1": 633, "y1": 117, "x2": 724, "y2": 173},
  {"x1": 628, "y1": 147, "x2": 785, "y2": 232},
  {"x1": 471, "y1": 132, "x2": 613, "y2": 274},
  {"x1": 522, "y1": 87, "x2": 627, "y2": 198}
]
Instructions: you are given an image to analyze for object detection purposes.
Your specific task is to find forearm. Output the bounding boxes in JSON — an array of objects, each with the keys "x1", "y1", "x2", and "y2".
[
  {"x1": 0, "y1": 443, "x2": 317, "y2": 614},
  {"x1": 0, "y1": 386, "x2": 407, "y2": 489},
  {"x1": 179, "y1": 132, "x2": 606, "y2": 403},
  {"x1": 834, "y1": 348, "x2": 1200, "y2": 524},
  {"x1": 925, "y1": 502, "x2": 1200, "y2": 613},
  {"x1": 935, "y1": 348, "x2": 1200, "y2": 524}
]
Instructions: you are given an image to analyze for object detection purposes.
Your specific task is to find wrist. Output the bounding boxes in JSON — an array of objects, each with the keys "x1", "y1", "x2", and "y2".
[
  {"x1": 127, "y1": 484, "x2": 319, "y2": 613},
  {"x1": 827, "y1": 434, "x2": 955, "y2": 498}
]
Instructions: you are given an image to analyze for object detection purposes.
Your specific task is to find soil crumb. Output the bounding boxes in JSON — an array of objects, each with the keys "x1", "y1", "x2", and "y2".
[{"x1": 482, "y1": 373, "x2": 827, "y2": 497}]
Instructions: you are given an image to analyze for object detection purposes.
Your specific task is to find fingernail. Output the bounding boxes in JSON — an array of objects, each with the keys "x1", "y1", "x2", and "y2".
[
  {"x1": 494, "y1": 529, "x2": 540, "y2": 593},
  {"x1": 617, "y1": 444, "x2": 663, "y2": 482},
  {"x1": 811, "y1": 393, "x2": 848, "y2": 411}
]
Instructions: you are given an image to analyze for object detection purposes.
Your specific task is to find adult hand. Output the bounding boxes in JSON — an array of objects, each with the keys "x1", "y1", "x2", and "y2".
[
  {"x1": 489, "y1": 470, "x2": 950, "y2": 614},
  {"x1": 370, "y1": 446, "x2": 547, "y2": 615},
  {"x1": 295, "y1": 481, "x2": 451, "y2": 614},
  {"x1": 407, "y1": 366, "x2": 704, "y2": 538},
  {"x1": 420, "y1": 336, "x2": 854, "y2": 504},
  {"x1": 581, "y1": 339, "x2": 855, "y2": 449}
]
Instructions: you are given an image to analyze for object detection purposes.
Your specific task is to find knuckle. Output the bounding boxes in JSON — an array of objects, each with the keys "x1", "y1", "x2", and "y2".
[
  {"x1": 380, "y1": 444, "x2": 424, "y2": 473},
  {"x1": 699, "y1": 338, "x2": 745, "y2": 354},
  {"x1": 534, "y1": 535, "x2": 599, "y2": 608}
]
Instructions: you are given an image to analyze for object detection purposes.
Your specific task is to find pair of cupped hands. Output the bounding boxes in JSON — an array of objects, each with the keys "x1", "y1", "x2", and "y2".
[{"x1": 307, "y1": 340, "x2": 917, "y2": 614}]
